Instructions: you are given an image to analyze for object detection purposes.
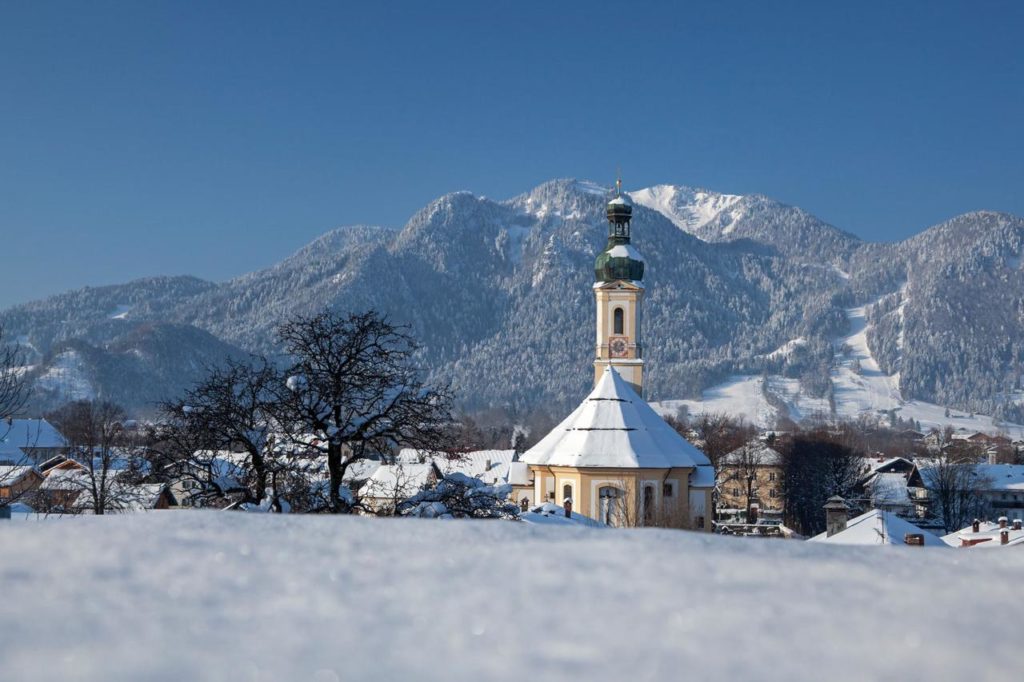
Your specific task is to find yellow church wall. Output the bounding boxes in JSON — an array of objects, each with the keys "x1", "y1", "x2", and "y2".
[{"x1": 530, "y1": 465, "x2": 710, "y2": 531}]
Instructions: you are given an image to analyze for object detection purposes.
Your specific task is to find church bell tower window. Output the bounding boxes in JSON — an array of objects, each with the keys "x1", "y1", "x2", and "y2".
[{"x1": 613, "y1": 307, "x2": 624, "y2": 335}]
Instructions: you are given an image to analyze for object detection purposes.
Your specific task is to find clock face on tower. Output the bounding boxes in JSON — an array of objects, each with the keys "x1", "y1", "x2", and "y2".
[{"x1": 609, "y1": 336, "x2": 628, "y2": 358}]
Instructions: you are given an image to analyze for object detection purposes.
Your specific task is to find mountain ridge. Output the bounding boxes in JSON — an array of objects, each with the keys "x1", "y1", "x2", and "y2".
[{"x1": 4, "y1": 179, "x2": 1024, "y2": 426}]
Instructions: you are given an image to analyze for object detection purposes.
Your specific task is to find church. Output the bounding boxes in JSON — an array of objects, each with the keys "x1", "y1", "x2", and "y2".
[{"x1": 520, "y1": 182, "x2": 715, "y2": 530}]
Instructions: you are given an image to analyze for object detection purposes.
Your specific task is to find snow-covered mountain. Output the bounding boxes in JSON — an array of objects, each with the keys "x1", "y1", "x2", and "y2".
[{"x1": 5, "y1": 179, "x2": 1024, "y2": 430}]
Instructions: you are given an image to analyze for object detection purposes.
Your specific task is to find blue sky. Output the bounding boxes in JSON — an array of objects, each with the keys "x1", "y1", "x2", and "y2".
[{"x1": 2, "y1": 1, "x2": 1023, "y2": 308}]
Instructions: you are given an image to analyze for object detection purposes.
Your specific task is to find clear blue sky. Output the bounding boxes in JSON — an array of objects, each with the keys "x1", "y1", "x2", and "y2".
[{"x1": 2, "y1": 1, "x2": 1023, "y2": 309}]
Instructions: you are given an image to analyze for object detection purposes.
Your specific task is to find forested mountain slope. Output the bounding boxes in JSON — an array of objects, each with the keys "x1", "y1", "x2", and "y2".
[{"x1": 4, "y1": 179, "x2": 1022, "y2": 424}]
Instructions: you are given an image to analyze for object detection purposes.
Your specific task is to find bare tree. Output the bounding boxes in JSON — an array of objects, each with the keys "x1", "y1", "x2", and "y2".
[
  {"x1": 0, "y1": 326, "x2": 32, "y2": 510},
  {"x1": 276, "y1": 310, "x2": 453, "y2": 513},
  {"x1": 920, "y1": 458, "x2": 992, "y2": 533},
  {"x1": 0, "y1": 326, "x2": 26, "y2": 421},
  {"x1": 720, "y1": 442, "x2": 769, "y2": 521},
  {"x1": 159, "y1": 358, "x2": 285, "y2": 509},
  {"x1": 48, "y1": 400, "x2": 143, "y2": 514},
  {"x1": 687, "y1": 412, "x2": 755, "y2": 472}
]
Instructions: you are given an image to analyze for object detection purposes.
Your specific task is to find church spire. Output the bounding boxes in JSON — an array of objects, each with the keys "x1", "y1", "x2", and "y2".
[{"x1": 592, "y1": 176, "x2": 645, "y2": 396}]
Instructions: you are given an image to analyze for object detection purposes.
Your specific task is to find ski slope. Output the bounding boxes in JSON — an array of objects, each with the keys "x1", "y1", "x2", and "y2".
[
  {"x1": 656, "y1": 291, "x2": 1024, "y2": 438},
  {"x1": 1, "y1": 512, "x2": 1020, "y2": 681}
]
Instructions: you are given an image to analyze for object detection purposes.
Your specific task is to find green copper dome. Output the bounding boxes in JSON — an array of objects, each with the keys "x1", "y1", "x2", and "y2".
[{"x1": 595, "y1": 193, "x2": 644, "y2": 282}]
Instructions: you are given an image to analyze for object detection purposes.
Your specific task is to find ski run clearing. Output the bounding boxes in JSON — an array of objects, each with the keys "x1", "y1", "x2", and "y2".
[
  {"x1": 656, "y1": 292, "x2": 1024, "y2": 439},
  {"x1": 1, "y1": 511, "x2": 1020, "y2": 681}
]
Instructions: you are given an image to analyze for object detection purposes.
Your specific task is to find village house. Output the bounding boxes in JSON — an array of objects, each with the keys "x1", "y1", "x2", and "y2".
[
  {"x1": 359, "y1": 460, "x2": 439, "y2": 514},
  {"x1": 717, "y1": 440, "x2": 784, "y2": 522},
  {"x1": 908, "y1": 462, "x2": 1024, "y2": 524},
  {"x1": 0, "y1": 465, "x2": 44, "y2": 503},
  {"x1": 0, "y1": 418, "x2": 67, "y2": 465}
]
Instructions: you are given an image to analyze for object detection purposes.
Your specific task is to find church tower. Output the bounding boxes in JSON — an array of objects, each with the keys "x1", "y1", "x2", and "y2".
[{"x1": 593, "y1": 180, "x2": 645, "y2": 395}]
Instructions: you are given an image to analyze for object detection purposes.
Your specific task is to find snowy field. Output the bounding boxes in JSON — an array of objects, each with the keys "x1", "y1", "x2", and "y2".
[{"x1": 1, "y1": 512, "x2": 1020, "y2": 681}]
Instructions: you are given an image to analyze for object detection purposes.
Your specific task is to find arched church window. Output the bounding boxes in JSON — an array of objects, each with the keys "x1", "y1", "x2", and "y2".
[
  {"x1": 643, "y1": 485, "x2": 655, "y2": 525},
  {"x1": 613, "y1": 307, "x2": 624, "y2": 335},
  {"x1": 562, "y1": 484, "x2": 573, "y2": 503}
]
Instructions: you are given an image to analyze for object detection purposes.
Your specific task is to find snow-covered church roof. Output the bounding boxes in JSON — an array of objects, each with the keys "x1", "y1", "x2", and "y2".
[{"x1": 520, "y1": 366, "x2": 712, "y2": 470}]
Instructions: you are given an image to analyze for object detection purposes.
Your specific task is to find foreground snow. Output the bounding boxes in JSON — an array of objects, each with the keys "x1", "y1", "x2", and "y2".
[{"x1": 1, "y1": 512, "x2": 1019, "y2": 681}]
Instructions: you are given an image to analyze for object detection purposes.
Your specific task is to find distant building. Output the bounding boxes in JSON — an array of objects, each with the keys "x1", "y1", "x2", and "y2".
[
  {"x1": 909, "y1": 463, "x2": 1024, "y2": 522},
  {"x1": 0, "y1": 465, "x2": 43, "y2": 503},
  {"x1": 717, "y1": 441, "x2": 784, "y2": 520},
  {"x1": 0, "y1": 418, "x2": 66, "y2": 464}
]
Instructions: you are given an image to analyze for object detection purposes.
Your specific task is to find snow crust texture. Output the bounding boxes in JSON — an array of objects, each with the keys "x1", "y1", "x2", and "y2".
[{"x1": 0, "y1": 512, "x2": 1020, "y2": 681}]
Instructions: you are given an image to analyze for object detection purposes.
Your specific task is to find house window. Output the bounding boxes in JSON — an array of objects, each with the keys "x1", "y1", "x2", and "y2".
[
  {"x1": 643, "y1": 485, "x2": 655, "y2": 524},
  {"x1": 732, "y1": 488, "x2": 740, "y2": 497},
  {"x1": 613, "y1": 307, "x2": 624, "y2": 335},
  {"x1": 769, "y1": 472, "x2": 776, "y2": 482},
  {"x1": 520, "y1": 497, "x2": 530, "y2": 512},
  {"x1": 770, "y1": 488, "x2": 777, "y2": 498},
  {"x1": 663, "y1": 483, "x2": 673, "y2": 498},
  {"x1": 562, "y1": 483, "x2": 573, "y2": 503}
]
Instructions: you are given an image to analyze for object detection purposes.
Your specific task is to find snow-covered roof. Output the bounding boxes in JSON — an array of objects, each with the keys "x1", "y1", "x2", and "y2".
[
  {"x1": 867, "y1": 473, "x2": 912, "y2": 507},
  {"x1": 521, "y1": 366, "x2": 712, "y2": 469},
  {"x1": 342, "y1": 458, "x2": 381, "y2": 484},
  {"x1": 0, "y1": 419, "x2": 65, "y2": 451},
  {"x1": 0, "y1": 445, "x2": 28, "y2": 465},
  {"x1": 942, "y1": 520, "x2": 1000, "y2": 544},
  {"x1": 858, "y1": 456, "x2": 913, "y2": 477},
  {"x1": 40, "y1": 468, "x2": 87, "y2": 491},
  {"x1": 608, "y1": 194, "x2": 632, "y2": 207},
  {"x1": 434, "y1": 450, "x2": 515, "y2": 485},
  {"x1": 917, "y1": 463, "x2": 1024, "y2": 491},
  {"x1": 690, "y1": 465, "x2": 715, "y2": 488},
  {"x1": 721, "y1": 442, "x2": 783, "y2": 466},
  {"x1": 0, "y1": 465, "x2": 39, "y2": 486},
  {"x1": 809, "y1": 509, "x2": 948, "y2": 547},
  {"x1": 975, "y1": 464, "x2": 1024, "y2": 490},
  {"x1": 361, "y1": 462, "x2": 436, "y2": 499},
  {"x1": 944, "y1": 520, "x2": 1024, "y2": 548}
]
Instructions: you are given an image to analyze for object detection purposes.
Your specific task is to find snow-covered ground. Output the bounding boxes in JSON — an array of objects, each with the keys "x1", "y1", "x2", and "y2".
[
  {"x1": 656, "y1": 293, "x2": 1024, "y2": 438},
  {"x1": 1, "y1": 512, "x2": 1020, "y2": 681}
]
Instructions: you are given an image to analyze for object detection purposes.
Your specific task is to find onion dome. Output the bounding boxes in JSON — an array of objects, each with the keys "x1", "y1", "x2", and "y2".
[{"x1": 595, "y1": 183, "x2": 644, "y2": 282}]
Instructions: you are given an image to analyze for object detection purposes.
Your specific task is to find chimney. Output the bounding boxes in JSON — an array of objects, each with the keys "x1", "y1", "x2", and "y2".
[
  {"x1": 563, "y1": 497, "x2": 572, "y2": 518},
  {"x1": 999, "y1": 516, "x2": 1008, "y2": 529},
  {"x1": 1014, "y1": 519, "x2": 1022, "y2": 531},
  {"x1": 904, "y1": 533, "x2": 925, "y2": 546},
  {"x1": 824, "y1": 496, "x2": 848, "y2": 537},
  {"x1": 1001, "y1": 529, "x2": 1010, "y2": 545},
  {"x1": 972, "y1": 519, "x2": 981, "y2": 533}
]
